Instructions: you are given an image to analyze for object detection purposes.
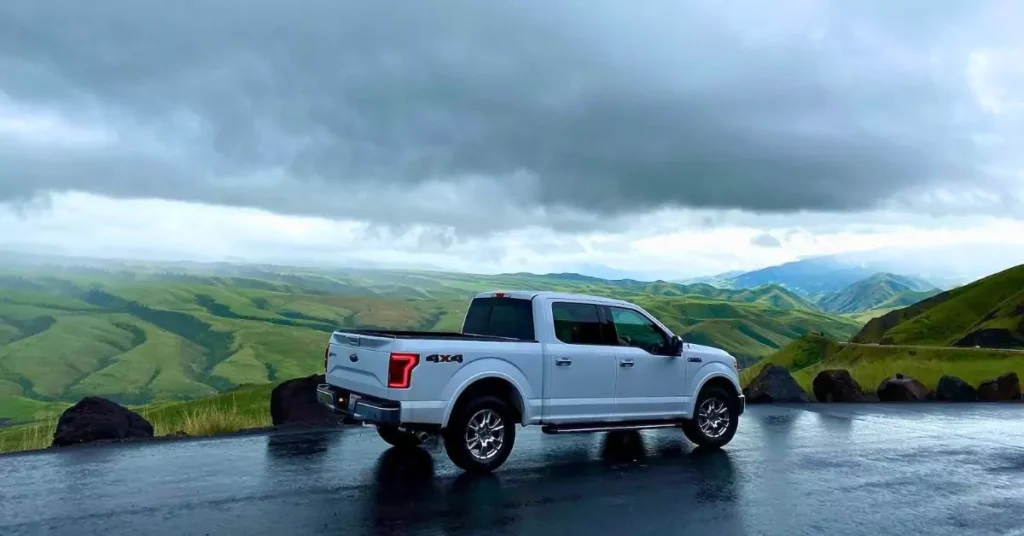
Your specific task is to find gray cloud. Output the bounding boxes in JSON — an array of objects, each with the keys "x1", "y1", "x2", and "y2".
[
  {"x1": 750, "y1": 233, "x2": 782, "y2": 248},
  {"x1": 0, "y1": 0, "x2": 1020, "y2": 235}
]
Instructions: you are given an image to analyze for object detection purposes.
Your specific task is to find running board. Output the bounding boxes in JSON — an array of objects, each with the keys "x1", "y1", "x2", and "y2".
[{"x1": 541, "y1": 422, "x2": 680, "y2": 434}]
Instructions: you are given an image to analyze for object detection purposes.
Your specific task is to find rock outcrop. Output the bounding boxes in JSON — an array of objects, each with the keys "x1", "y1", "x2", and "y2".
[
  {"x1": 742, "y1": 364, "x2": 811, "y2": 403},
  {"x1": 812, "y1": 369, "x2": 868, "y2": 402},
  {"x1": 977, "y1": 372, "x2": 1021, "y2": 401},
  {"x1": 876, "y1": 374, "x2": 932, "y2": 402},
  {"x1": 52, "y1": 397, "x2": 154, "y2": 447},
  {"x1": 935, "y1": 376, "x2": 977, "y2": 402},
  {"x1": 270, "y1": 374, "x2": 350, "y2": 427}
]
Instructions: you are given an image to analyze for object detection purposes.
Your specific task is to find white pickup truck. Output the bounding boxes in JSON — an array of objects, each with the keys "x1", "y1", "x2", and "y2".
[{"x1": 317, "y1": 290, "x2": 745, "y2": 472}]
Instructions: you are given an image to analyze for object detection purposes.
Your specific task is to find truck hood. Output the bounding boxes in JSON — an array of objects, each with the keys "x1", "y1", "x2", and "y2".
[{"x1": 684, "y1": 342, "x2": 732, "y2": 359}]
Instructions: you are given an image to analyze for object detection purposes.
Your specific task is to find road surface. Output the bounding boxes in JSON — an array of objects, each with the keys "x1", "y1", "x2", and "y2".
[{"x1": 3, "y1": 403, "x2": 1024, "y2": 536}]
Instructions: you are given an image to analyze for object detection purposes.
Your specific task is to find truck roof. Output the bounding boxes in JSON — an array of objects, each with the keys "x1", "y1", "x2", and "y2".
[{"x1": 473, "y1": 290, "x2": 635, "y2": 307}]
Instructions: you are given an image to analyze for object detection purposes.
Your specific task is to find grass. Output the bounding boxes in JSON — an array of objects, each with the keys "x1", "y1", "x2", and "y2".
[
  {"x1": 742, "y1": 334, "x2": 1024, "y2": 401},
  {"x1": 0, "y1": 383, "x2": 274, "y2": 454}
]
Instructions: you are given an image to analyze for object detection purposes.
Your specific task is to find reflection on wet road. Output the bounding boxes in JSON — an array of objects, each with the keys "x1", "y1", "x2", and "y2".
[{"x1": 3, "y1": 404, "x2": 1024, "y2": 535}]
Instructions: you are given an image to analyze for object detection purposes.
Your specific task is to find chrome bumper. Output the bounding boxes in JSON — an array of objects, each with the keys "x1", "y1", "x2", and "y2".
[{"x1": 316, "y1": 384, "x2": 401, "y2": 426}]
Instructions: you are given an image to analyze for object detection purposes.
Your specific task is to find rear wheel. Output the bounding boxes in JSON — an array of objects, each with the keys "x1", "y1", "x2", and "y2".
[
  {"x1": 376, "y1": 426, "x2": 424, "y2": 449},
  {"x1": 443, "y1": 395, "x2": 517, "y2": 473},
  {"x1": 682, "y1": 385, "x2": 740, "y2": 449}
]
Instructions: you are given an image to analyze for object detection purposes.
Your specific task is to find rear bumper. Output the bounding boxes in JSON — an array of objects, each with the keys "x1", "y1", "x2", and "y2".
[{"x1": 317, "y1": 383, "x2": 401, "y2": 426}]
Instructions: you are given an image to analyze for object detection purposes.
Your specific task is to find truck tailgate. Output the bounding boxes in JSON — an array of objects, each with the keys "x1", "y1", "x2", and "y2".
[{"x1": 325, "y1": 331, "x2": 395, "y2": 399}]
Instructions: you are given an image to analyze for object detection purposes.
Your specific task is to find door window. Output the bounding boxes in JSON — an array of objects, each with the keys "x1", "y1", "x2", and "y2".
[
  {"x1": 608, "y1": 307, "x2": 672, "y2": 355},
  {"x1": 551, "y1": 302, "x2": 605, "y2": 345}
]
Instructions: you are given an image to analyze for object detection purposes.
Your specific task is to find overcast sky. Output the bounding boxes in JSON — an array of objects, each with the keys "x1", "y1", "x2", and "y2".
[{"x1": 1, "y1": 0, "x2": 1023, "y2": 279}]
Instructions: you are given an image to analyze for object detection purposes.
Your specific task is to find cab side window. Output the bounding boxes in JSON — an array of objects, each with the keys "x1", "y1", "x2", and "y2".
[
  {"x1": 552, "y1": 302, "x2": 605, "y2": 345},
  {"x1": 608, "y1": 307, "x2": 672, "y2": 355}
]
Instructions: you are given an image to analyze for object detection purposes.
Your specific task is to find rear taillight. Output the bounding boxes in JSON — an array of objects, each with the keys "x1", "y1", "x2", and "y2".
[
  {"x1": 387, "y1": 352, "x2": 419, "y2": 389},
  {"x1": 324, "y1": 346, "x2": 330, "y2": 372}
]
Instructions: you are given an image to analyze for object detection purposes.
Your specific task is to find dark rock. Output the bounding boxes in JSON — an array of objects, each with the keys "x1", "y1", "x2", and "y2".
[
  {"x1": 270, "y1": 374, "x2": 349, "y2": 427},
  {"x1": 812, "y1": 369, "x2": 868, "y2": 402},
  {"x1": 742, "y1": 364, "x2": 811, "y2": 403},
  {"x1": 977, "y1": 372, "x2": 1021, "y2": 401},
  {"x1": 876, "y1": 374, "x2": 931, "y2": 402},
  {"x1": 52, "y1": 397, "x2": 154, "y2": 447},
  {"x1": 935, "y1": 376, "x2": 978, "y2": 402}
]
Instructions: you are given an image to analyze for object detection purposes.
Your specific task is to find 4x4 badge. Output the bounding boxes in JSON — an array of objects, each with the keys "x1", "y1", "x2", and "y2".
[{"x1": 425, "y1": 353, "x2": 463, "y2": 363}]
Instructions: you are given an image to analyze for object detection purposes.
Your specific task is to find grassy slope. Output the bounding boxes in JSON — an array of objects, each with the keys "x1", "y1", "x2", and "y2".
[
  {"x1": 0, "y1": 265, "x2": 861, "y2": 424},
  {"x1": 853, "y1": 264, "x2": 1024, "y2": 348},
  {"x1": 744, "y1": 264, "x2": 1024, "y2": 398},
  {"x1": 0, "y1": 382, "x2": 275, "y2": 454}
]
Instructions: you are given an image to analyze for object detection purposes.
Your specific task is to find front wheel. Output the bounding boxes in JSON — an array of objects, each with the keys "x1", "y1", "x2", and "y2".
[
  {"x1": 443, "y1": 395, "x2": 517, "y2": 473},
  {"x1": 682, "y1": 386, "x2": 740, "y2": 449},
  {"x1": 376, "y1": 426, "x2": 423, "y2": 449}
]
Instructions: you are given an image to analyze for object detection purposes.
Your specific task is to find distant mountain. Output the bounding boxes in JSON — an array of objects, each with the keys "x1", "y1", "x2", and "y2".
[
  {"x1": 853, "y1": 264, "x2": 1024, "y2": 349},
  {"x1": 720, "y1": 243, "x2": 1024, "y2": 300},
  {"x1": 727, "y1": 257, "x2": 892, "y2": 298},
  {"x1": 674, "y1": 270, "x2": 744, "y2": 287},
  {"x1": 816, "y1": 273, "x2": 941, "y2": 314}
]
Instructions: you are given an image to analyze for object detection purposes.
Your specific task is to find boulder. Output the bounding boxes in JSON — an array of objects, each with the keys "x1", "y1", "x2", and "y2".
[
  {"x1": 812, "y1": 369, "x2": 868, "y2": 402},
  {"x1": 977, "y1": 372, "x2": 1021, "y2": 401},
  {"x1": 52, "y1": 397, "x2": 154, "y2": 447},
  {"x1": 876, "y1": 373, "x2": 932, "y2": 402},
  {"x1": 270, "y1": 374, "x2": 348, "y2": 427},
  {"x1": 742, "y1": 364, "x2": 811, "y2": 403},
  {"x1": 935, "y1": 375, "x2": 977, "y2": 402}
]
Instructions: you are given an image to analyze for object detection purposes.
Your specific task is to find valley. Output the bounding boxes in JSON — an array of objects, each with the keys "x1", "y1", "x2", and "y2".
[{"x1": 2, "y1": 252, "x2": 1022, "y2": 442}]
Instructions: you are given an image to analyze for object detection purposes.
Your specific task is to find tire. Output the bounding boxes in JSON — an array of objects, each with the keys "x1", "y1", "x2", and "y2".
[
  {"x1": 443, "y1": 395, "x2": 517, "y2": 473},
  {"x1": 682, "y1": 385, "x2": 740, "y2": 449},
  {"x1": 376, "y1": 426, "x2": 424, "y2": 449}
]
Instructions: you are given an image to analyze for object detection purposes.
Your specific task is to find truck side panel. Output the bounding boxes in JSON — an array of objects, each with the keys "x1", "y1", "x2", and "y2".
[
  {"x1": 381, "y1": 338, "x2": 542, "y2": 426},
  {"x1": 437, "y1": 357, "x2": 540, "y2": 428}
]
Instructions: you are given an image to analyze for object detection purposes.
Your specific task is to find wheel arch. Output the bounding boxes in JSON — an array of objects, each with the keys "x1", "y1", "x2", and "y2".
[{"x1": 442, "y1": 374, "x2": 528, "y2": 428}]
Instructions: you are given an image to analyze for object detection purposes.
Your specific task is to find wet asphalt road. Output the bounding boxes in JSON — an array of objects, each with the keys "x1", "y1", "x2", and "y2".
[{"x1": 3, "y1": 404, "x2": 1024, "y2": 536}]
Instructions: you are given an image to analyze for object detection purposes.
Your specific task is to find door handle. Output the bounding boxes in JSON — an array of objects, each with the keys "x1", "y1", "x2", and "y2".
[
  {"x1": 620, "y1": 359, "x2": 635, "y2": 368},
  {"x1": 555, "y1": 357, "x2": 572, "y2": 367}
]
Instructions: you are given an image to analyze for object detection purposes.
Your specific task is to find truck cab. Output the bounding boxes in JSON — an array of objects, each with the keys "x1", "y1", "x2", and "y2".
[{"x1": 318, "y1": 290, "x2": 745, "y2": 473}]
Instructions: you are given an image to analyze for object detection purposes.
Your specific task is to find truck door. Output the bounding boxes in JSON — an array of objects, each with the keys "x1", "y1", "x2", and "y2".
[
  {"x1": 542, "y1": 301, "x2": 619, "y2": 423},
  {"x1": 602, "y1": 305, "x2": 687, "y2": 420}
]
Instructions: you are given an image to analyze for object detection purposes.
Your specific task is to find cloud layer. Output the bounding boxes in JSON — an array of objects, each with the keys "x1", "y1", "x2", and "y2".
[{"x1": 1, "y1": 0, "x2": 1022, "y2": 237}]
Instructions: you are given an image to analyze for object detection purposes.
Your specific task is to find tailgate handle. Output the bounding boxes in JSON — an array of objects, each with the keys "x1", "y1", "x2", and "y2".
[{"x1": 555, "y1": 357, "x2": 572, "y2": 367}]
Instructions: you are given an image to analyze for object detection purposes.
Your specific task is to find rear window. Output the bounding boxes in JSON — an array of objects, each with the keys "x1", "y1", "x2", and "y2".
[{"x1": 462, "y1": 297, "x2": 536, "y2": 341}]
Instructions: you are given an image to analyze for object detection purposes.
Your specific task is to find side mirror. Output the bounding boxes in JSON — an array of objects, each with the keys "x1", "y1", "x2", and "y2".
[{"x1": 671, "y1": 335, "x2": 683, "y2": 356}]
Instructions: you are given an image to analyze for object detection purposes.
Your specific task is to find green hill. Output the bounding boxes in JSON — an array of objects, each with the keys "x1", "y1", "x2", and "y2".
[
  {"x1": 0, "y1": 262, "x2": 863, "y2": 424},
  {"x1": 817, "y1": 272, "x2": 940, "y2": 314},
  {"x1": 743, "y1": 265, "x2": 1024, "y2": 398},
  {"x1": 852, "y1": 264, "x2": 1024, "y2": 348}
]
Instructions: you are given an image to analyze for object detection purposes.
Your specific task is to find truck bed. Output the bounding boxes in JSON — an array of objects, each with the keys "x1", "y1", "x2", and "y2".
[{"x1": 336, "y1": 329, "x2": 536, "y2": 343}]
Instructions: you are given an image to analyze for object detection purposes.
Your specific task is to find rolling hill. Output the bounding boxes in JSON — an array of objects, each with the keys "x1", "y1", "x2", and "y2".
[
  {"x1": 816, "y1": 272, "x2": 941, "y2": 314},
  {"x1": 852, "y1": 264, "x2": 1024, "y2": 348},
  {"x1": 742, "y1": 264, "x2": 1024, "y2": 398},
  {"x1": 0, "y1": 258, "x2": 863, "y2": 424}
]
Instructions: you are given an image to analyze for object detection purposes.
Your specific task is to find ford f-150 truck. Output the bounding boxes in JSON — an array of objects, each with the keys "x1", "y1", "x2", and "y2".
[{"x1": 317, "y1": 290, "x2": 745, "y2": 472}]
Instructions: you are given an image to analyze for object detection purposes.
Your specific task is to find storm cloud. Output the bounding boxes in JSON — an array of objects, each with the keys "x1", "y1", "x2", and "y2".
[{"x1": 0, "y1": 0, "x2": 1020, "y2": 234}]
